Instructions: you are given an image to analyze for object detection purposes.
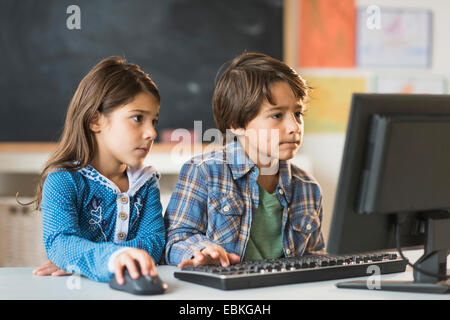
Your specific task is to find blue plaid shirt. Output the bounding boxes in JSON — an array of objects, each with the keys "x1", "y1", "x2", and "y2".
[{"x1": 164, "y1": 141, "x2": 324, "y2": 265}]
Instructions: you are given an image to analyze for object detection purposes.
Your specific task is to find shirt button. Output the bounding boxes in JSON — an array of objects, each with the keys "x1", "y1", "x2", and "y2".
[
  {"x1": 120, "y1": 195, "x2": 128, "y2": 204},
  {"x1": 119, "y1": 212, "x2": 128, "y2": 220},
  {"x1": 223, "y1": 205, "x2": 230, "y2": 213},
  {"x1": 278, "y1": 188, "x2": 284, "y2": 195},
  {"x1": 306, "y1": 224, "x2": 312, "y2": 231},
  {"x1": 286, "y1": 249, "x2": 291, "y2": 255},
  {"x1": 118, "y1": 232, "x2": 126, "y2": 240}
]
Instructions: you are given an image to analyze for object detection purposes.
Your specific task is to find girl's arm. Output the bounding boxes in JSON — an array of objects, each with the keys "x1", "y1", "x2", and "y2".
[
  {"x1": 41, "y1": 171, "x2": 124, "y2": 282},
  {"x1": 120, "y1": 178, "x2": 165, "y2": 264}
]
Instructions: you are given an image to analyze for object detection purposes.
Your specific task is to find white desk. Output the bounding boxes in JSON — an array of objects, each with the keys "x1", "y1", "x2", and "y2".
[{"x1": 0, "y1": 250, "x2": 448, "y2": 300}]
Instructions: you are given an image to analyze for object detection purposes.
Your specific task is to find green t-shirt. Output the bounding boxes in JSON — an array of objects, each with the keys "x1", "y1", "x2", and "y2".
[{"x1": 244, "y1": 183, "x2": 284, "y2": 261}]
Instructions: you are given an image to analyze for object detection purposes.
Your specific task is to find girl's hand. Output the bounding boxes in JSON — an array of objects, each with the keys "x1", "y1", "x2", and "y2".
[
  {"x1": 32, "y1": 260, "x2": 72, "y2": 276},
  {"x1": 177, "y1": 245, "x2": 240, "y2": 268},
  {"x1": 114, "y1": 248, "x2": 158, "y2": 285}
]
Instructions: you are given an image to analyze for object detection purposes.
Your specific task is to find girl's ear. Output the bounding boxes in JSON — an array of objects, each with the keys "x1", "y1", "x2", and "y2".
[{"x1": 89, "y1": 111, "x2": 104, "y2": 133}]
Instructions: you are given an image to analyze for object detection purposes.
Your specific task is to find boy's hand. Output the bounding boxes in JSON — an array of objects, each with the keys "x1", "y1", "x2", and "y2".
[
  {"x1": 32, "y1": 260, "x2": 72, "y2": 277},
  {"x1": 114, "y1": 248, "x2": 158, "y2": 285},
  {"x1": 177, "y1": 244, "x2": 240, "y2": 268}
]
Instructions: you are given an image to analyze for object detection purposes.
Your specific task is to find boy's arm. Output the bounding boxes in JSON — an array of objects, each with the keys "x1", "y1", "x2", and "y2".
[
  {"x1": 305, "y1": 194, "x2": 326, "y2": 254},
  {"x1": 164, "y1": 161, "x2": 217, "y2": 265},
  {"x1": 42, "y1": 171, "x2": 128, "y2": 282},
  {"x1": 121, "y1": 179, "x2": 165, "y2": 264}
]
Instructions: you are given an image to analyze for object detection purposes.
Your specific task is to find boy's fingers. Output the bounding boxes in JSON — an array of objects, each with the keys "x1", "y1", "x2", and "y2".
[
  {"x1": 228, "y1": 253, "x2": 241, "y2": 263},
  {"x1": 219, "y1": 252, "x2": 230, "y2": 267},
  {"x1": 203, "y1": 246, "x2": 229, "y2": 266},
  {"x1": 177, "y1": 259, "x2": 193, "y2": 268},
  {"x1": 178, "y1": 250, "x2": 207, "y2": 268},
  {"x1": 192, "y1": 250, "x2": 206, "y2": 265},
  {"x1": 213, "y1": 247, "x2": 230, "y2": 266},
  {"x1": 209, "y1": 249, "x2": 219, "y2": 259}
]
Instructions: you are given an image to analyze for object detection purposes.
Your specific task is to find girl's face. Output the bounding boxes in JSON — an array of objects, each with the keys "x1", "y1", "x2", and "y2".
[{"x1": 92, "y1": 91, "x2": 160, "y2": 169}]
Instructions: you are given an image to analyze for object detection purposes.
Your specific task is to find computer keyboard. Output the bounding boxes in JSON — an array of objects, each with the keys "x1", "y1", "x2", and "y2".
[{"x1": 174, "y1": 252, "x2": 407, "y2": 290}]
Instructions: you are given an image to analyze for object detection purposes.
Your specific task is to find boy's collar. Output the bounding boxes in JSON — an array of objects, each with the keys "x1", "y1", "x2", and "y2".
[
  {"x1": 278, "y1": 160, "x2": 293, "y2": 203},
  {"x1": 225, "y1": 140, "x2": 257, "y2": 180},
  {"x1": 224, "y1": 140, "x2": 293, "y2": 201}
]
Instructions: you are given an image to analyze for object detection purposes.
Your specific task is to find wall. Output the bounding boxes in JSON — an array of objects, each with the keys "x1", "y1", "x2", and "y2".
[{"x1": 291, "y1": 0, "x2": 450, "y2": 242}]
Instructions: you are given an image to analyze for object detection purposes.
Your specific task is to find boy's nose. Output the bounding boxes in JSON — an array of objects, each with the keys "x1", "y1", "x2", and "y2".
[{"x1": 287, "y1": 114, "x2": 302, "y2": 134}]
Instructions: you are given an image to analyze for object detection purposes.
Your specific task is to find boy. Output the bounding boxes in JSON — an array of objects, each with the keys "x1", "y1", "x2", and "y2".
[{"x1": 164, "y1": 52, "x2": 324, "y2": 268}]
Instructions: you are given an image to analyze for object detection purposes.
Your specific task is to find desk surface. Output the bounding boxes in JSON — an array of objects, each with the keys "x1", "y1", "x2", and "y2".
[{"x1": 0, "y1": 250, "x2": 448, "y2": 300}]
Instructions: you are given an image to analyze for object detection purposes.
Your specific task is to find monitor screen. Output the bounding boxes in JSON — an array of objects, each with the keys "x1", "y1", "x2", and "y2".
[{"x1": 357, "y1": 114, "x2": 450, "y2": 214}]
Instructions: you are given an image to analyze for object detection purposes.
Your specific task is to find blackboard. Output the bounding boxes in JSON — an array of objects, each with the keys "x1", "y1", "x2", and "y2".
[{"x1": 0, "y1": 0, "x2": 282, "y2": 142}]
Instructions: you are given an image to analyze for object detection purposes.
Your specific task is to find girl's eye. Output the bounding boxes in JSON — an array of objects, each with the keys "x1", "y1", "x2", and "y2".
[
  {"x1": 294, "y1": 111, "x2": 304, "y2": 118},
  {"x1": 133, "y1": 115, "x2": 143, "y2": 122},
  {"x1": 152, "y1": 119, "x2": 159, "y2": 126}
]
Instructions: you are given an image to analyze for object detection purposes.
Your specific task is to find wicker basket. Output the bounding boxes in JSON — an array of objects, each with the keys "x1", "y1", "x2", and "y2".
[{"x1": 0, "y1": 198, "x2": 47, "y2": 267}]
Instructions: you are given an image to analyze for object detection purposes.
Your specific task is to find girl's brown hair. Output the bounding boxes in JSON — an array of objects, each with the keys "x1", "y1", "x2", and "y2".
[
  {"x1": 26, "y1": 56, "x2": 160, "y2": 210},
  {"x1": 212, "y1": 52, "x2": 310, "y2": 139}
]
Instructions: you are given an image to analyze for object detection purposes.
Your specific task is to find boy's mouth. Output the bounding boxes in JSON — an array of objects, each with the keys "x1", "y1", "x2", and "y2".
[{"x1": 280, "y1": 140, "x2": 301, "y2": 146}]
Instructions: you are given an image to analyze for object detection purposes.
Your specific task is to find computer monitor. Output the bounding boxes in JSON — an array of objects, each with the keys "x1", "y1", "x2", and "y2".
[{"x1": 326, "y1": 94, "x2": 450, "y2": 294}]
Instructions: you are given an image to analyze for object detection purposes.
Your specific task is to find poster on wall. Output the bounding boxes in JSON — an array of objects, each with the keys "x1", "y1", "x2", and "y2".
[
  {"x1": 302, "y1": 76, "x2": 366, "y2": 133},
  {"x1": 357, "y1": 7, "x2": 432, "y2": 68},
  {"x1": 373, "y1": 76, "x2": 447, "y2": 94},
  {"x1": 298, "y1": 0, "x2": 356, "y2": 68}
]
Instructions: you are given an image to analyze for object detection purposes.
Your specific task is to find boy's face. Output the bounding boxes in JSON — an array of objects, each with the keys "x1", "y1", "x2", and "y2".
[{"x1": 232, "y1": 81, "x2": 304, "y2": 170}]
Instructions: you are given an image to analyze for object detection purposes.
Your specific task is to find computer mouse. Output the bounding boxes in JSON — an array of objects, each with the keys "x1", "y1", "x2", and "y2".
[{"x1": 109, "y1": 265, "x2": 168, "y2": 295}]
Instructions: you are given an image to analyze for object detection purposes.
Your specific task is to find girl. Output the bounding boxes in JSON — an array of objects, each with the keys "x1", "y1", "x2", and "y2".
[{"x1": 30, "y1": 56, "x2": 165, "y2": 284}]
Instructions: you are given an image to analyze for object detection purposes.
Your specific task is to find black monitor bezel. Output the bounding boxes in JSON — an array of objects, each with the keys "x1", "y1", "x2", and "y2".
[{"x1": 326, "y1": 93, "x2": 450, "y2": 255}]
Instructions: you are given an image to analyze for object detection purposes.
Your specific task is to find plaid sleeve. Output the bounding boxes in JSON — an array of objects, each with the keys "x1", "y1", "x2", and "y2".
[
  {"x1": 305, "y1": 194, "x2": 325, "y2": 254},
  {"x1": 164, "y1": 161, "x2": 217, "y2": 265}
]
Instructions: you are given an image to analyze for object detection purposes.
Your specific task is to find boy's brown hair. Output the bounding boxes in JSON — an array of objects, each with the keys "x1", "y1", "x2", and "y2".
[{"x1": 212, "y1": 52, "x2": 310, "y2": 138}]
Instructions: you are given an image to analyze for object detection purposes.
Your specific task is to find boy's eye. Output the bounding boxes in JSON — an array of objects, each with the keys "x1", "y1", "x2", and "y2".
[
  {"x1": 271, "y1": 113, "x2": 282, "y2": 119},
  {"x1": 152, "y1": 119, "x2": 159, "y2": 126},
  {"x1": 295, "y1": 111, "x2": 304, "y2": 118},
  {"x1": 133, "y1": 115, "x2": 143, "y2": 122}
]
